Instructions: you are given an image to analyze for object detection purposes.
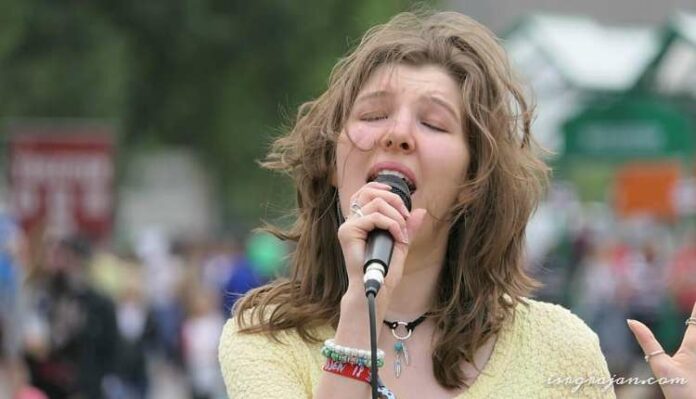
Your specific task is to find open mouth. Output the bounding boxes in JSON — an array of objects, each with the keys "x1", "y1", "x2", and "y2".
[{"x1": 367, "y1": 170, "x2": 417, "y2": 193}]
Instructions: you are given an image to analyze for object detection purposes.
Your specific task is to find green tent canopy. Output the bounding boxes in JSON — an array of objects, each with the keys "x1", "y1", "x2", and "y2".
[{"x1": 563, "y1": 97, "x2": 694, "y2": 161}]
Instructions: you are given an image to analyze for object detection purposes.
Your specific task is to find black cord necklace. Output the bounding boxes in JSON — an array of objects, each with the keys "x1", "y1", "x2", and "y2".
[{"x1": 382, "y1": 313, "x2": 428, "y2": 378}]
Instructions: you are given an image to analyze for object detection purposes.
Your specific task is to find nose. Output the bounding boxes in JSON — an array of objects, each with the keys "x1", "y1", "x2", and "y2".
[{"x1": 379, "y1": 112, "x2": 415, "y2": 153}]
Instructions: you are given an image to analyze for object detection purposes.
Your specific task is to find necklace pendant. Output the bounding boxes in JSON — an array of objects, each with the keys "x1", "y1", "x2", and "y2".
[
  {"x1": 394, "y1": 340, "x2": 408, "y2": 378},
  {"x1": 402, "y1": 340, "x2": 410, "y2": 365},
  {"x1": 394, "y1": 353, "x2": 402, "y2": 378},
  {"x1": 384, "y1": 314, "x2": 428, "y2": 379}
]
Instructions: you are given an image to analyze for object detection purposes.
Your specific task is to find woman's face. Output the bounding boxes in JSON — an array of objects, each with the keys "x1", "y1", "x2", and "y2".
[{"x1": 335, "y1": 63, "x2": 470, "y2": 242}]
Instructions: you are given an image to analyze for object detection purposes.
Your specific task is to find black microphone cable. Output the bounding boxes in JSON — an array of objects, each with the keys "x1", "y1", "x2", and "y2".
[
  {"x1": 367, "y1": 291, "x2": 379, "y2": 399},
  {"x1": 363, "y1": 174, "x2": 412, "y2": 399}
]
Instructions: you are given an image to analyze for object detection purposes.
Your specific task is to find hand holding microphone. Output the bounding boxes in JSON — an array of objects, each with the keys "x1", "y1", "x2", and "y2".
[
  {"x1": 362, "y1": 174, "x2": 413, "y2": 296},
  {"x1": 332, "y1": 173, "x2": 426, "y2": 399},
  {"x1": 336, "y1": 176, "x2": 425, "y2": 302}
]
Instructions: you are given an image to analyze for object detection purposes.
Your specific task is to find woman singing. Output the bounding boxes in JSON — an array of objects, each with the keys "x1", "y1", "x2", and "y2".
[{"x1": 219, "y1": 10, "x2": 696, "y2": 398}]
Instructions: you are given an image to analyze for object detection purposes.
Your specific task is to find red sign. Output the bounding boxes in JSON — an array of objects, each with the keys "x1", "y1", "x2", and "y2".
[{"x1": 8, "y1": 123, "x2": 115, "y2": 240}]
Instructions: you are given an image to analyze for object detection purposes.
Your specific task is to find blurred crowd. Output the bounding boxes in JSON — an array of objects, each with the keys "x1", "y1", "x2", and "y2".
[
  {"x1": 2, "y1": 183, "x2": 696, "y2": 398},
  {"x1": 529, "y1": 184, "x2": 696, "y2": 398},
  {"x1": 0, "y1": 213, "x2": 286, "y2": 399}
]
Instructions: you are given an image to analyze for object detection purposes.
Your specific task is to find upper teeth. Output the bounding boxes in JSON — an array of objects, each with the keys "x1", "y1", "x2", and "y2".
[{"x1": 376, "y1": 169, "x2": 414, "y2": 188}]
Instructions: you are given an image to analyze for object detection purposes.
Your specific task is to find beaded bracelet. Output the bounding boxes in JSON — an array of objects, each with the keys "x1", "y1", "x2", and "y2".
[{"x1": 321, "y1": 339, "x2": 385, "y2": 368}]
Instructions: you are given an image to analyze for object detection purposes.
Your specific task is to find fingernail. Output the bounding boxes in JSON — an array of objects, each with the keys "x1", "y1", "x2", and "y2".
[
  {"x1": 401, "y1": 227, "x2": 409, "y2": 244},
  {"x1": 626, "y1": 319, "x2": 636, "y2": 327}
]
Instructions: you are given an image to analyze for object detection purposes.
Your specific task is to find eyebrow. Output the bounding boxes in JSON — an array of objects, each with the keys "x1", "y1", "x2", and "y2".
[
  {"x1": 427, "y1": 95, "x2": 460, "y2": 122},
  {"x1": 354, "y1": 90, "x2": 461, "y2": 121},
  {"x1": 354, "y1": 90, "x2": 390, "y2": 104}
]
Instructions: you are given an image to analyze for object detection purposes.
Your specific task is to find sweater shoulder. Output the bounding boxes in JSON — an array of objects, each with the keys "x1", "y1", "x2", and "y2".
[
  {"x1": 218, "y1": 310, "x2": 319, "y2": 359},
  {"x1": 517, "y1": 297, "x2": 600, "y2": 345},
  {"x1": 218, "y1": 314, "x2": 328, "y2": 399},
  {"x1": 512, "y1": 298, "x2": 612, "y2": 380}
]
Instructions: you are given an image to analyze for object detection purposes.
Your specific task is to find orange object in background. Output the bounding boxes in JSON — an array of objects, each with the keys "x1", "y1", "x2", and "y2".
[{"x1": 614, "y1": 162, "x2": 680, "y2": 219}]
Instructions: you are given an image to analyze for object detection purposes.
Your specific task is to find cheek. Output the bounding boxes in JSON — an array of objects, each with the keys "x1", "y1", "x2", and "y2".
[
  {"x1": 422, "y1": 138, "x2": 469, "y2": 181},
  {"x1": 344, "y1": 123, "x2": 381, "y2": 151},
  {"x1": 335, "y1": 137, "x2": 367, "y2": 189}
]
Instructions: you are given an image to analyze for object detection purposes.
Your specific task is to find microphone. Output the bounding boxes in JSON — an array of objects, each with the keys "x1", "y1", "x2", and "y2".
[{"x1": 363, "y1": 174, "x2": 412, "y2": 296}]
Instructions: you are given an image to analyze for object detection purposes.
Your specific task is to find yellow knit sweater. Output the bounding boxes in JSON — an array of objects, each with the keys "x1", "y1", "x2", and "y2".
[{"x1": 218, "y1": 298, "x2": 616, "y2": 398}]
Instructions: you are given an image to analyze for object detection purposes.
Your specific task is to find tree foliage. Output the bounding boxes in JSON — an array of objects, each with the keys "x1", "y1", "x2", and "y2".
[{"x1": 0, "y1": 0, "x2": 424, "y2": 228}]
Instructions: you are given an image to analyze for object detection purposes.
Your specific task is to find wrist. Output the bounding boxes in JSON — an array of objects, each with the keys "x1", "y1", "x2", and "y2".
[
  {"x1": 336, "y1": 288, "x2": 377, "y2": 346},
  {"x1": 341, "y1": 284, "x2": 367, "y2": 308},
  {"x1": 336, "y1": 289, "x2": 395, "y2": 350}
]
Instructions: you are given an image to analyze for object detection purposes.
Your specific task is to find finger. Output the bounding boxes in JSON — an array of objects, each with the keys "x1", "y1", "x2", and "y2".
[
  {"x1": 352, "y1": 186, "x2": 411, "y2": 218},
  {"x1": 390, "y1": 209, "x2": 427, "y2": 261},
  {"x1": 627, "y1": 319, "x2": 672, "y2": 377},
  {"x1": 369, "y1": 181, "x2": 393, "y2": 190},
  {"x1": 349, "y1": 182, "x2": 391, "y2": 207},
  {"x1": 681, "y1": 301, "x2": 696, "y2": 353},
  {"x1": 359, "y1": 197, "x2": 407, "y2": 232},
  {"x1": 344, "y1": 212, "x2": 407, "y2": 244},
  {"x1": 385, "y1": 209, "x2": 427, "y2": 287},
  {"x1": 355, "y1": 187, "x2": 411, "y2": 218},
  {"x1": 353, "y1": 182, "x2": 393, "y2": 200}
]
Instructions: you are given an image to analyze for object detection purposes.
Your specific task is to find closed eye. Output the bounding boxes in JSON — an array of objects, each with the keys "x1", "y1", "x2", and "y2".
[
  {"x1": 422, "y1": 122, "x2": 447, "y2": 132},
  {"x1": 361, "y1": 114, "x2": 388, "y2": 122}
]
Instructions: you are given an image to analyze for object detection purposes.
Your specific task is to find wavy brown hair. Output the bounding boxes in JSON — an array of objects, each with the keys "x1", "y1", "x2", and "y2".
[{"x1": 234, "y1": 9, "x2": 550, "y2": 389}]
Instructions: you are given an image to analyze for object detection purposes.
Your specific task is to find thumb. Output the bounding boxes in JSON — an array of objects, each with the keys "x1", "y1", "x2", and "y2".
[
  {"x1": 388, "y1": 208, "x2": 426, "y2": 275},
  {"x1": 406, "y1": 208, "x2": 427, "y2": 238}
]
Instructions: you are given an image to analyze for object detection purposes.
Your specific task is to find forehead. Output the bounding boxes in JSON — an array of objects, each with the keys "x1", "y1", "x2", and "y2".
[{"x1": 358, "y1": 63, "x2": 461, "y2": 104}]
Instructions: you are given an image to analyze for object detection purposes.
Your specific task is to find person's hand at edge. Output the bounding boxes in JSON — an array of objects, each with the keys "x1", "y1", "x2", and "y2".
[{"x1": 628, "y1": 301, "x2": 696, "y2": 399}]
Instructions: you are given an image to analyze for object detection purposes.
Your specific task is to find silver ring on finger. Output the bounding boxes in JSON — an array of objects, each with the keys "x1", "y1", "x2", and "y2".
[
  {"x1": 350, "y1": 200, "x2": 364, "y2": 218},
  {"x1": 686, "y1": 317, "x2": 696, "y2": 326},
  {"x1": 644, "y1": 350, "x2": 666, "y2": 363}
]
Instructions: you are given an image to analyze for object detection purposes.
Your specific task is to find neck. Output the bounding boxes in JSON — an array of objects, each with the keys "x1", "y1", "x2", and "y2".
[{"x1": 385, "y1": 227, "x2": 448, "y2": 320}]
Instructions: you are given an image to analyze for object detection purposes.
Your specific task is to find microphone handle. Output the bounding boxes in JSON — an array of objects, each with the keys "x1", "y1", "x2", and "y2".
[
  {"x1": 363, "y1": 228, "x2": 394, "y2": 274},
  {"x1": 363, "y1": 229, "x2": 395, "y2": 296}
]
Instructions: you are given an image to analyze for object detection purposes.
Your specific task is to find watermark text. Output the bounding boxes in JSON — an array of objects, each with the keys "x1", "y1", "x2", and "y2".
[{"x1": 547, "y1": 375, "x2": 688, "y2": 393}]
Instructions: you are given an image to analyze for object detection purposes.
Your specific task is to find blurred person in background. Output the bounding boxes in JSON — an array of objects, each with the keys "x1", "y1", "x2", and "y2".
[
  {"x1": 87, "y1": 242, "x2": 128, "y2": 303},
  {"x1": 0, "y1": 212, "x2": 24, "y2": 379},
  {"x1": 135, "y1": 229, "x2": 186, "y2": 368},
  {"x1": 107, "y1": 260, "x2": 156, "y2": 399},
  {"x1": 532, "y1": 226, "x2": 591, "y2": 308},
  {"x1": 199, "y1": 238, "x2": 237, "y2": 314},
  {"x1": 221, "y1": 236, "x2": 266, "y2": 315},
  {"x1": 572, "y1": 237, "x2": 633, "y2": 376},
  {"x1": 182, "y1": 287, "x2": 226, "y2": 399},
  {"x1": 0, "y1": 212, "x2": 47, "y2": 399},
  {"x1": 626, "y1": 238, "x2": 669, "y2": 355},
  {"x1": 1, "y1": 325, "x2": 49, "y2": 399},
  {"x1": 669, "y1": 227, "x2": 696, "y2": 331},
  {"x1": 23, "y1": 234, "x2": 119, "y2": 399}
]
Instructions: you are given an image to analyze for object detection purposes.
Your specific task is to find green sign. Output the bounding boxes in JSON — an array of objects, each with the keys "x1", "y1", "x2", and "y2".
[{"x1": 563, "y1": 97, "x2": 694, "y2": 160}]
